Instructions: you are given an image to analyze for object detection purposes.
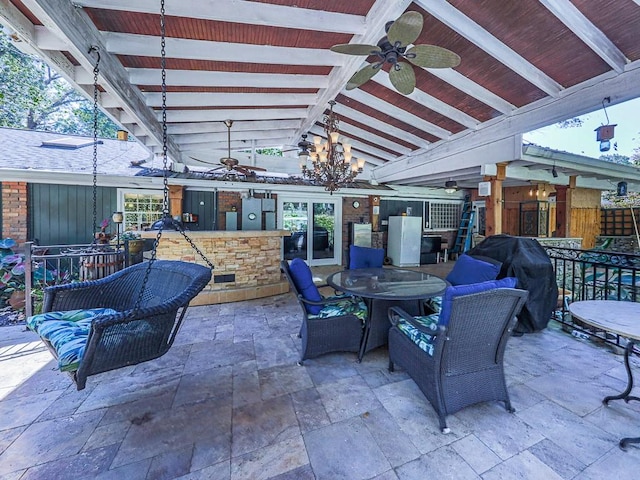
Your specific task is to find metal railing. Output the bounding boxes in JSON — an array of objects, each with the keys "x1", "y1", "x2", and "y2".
[
  {"x1": 24, "y1": 242, "x2": 126, "y2": 318},
  {"x1": 543, "y1": 245, "x2": 640, "y2": 352}
]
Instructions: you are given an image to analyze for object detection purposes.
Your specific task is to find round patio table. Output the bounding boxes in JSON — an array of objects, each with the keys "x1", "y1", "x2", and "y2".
[
  {"x1": 569, "y1": 300, "x2": 640, "y2": 450},
  {"x1": 327, "y1": 267, "x2": 447, "y2": 361}
]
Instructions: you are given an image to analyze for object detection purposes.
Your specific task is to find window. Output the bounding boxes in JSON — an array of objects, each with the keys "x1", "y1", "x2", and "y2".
[
  {"x1": 122, "y1": 191, "x2": 164, "y2": 231},
  {"x1": 429, "y1": 202, "x2": 462, "y2": 230}
]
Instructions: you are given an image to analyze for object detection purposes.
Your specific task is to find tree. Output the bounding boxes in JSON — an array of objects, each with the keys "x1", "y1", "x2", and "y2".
[
  {"x1": 0, "y1": 30, "x2": 117, "y2": 136},
  {"x1": 599, "y1": 153, "x2": 631, "y2": 165}
]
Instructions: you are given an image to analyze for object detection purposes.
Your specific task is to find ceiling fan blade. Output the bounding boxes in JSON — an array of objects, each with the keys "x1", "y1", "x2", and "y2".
[
  {"x1": 387, "y1": 11, "x2": 423, "y2": 47},
  {"x1": 331, "y1": 43, "x2": 382, "y2": 56},
  {"x1": 389, "y1": 61, "x2": 416, "y2": 95},
  {"x1": 406, "y1": 45, "x2": 461, "y2": 68},
  {"x1": 346, "y1": 63, "x2": 381, "y2": 90},
  {"x1": 239, "y1": 164, "x2": 267, "y2": 172}
]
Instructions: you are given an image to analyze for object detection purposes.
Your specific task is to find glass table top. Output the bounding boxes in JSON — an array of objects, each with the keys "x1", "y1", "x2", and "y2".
[{"x1": 327, "y1": 267, "x2": 448, "y2": 300}]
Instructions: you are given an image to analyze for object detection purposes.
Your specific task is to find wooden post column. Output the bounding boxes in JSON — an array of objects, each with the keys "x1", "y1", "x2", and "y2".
[
  {"x1": 168, "y1": 185, "x2": 184, "y2": 218},
  {"x1": 554, "y1": 185, "x2": 569, "y2": 237},
  {"x1": 484, "y1": 163, "x2": 507, "y2": 236}
]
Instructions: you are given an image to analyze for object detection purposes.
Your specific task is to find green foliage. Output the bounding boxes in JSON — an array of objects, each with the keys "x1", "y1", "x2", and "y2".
[
  {"x1": 0, "y1": 30, "x2": 118, "y2": 136},
  {"x1": 0, "y1": 238, "x2": 26, "y2": 305},
  {"x1": 599, "y1": 153, "x2": 631, "y2": 165},
  {"x1": 255, "y1": 147, "x2": 283, "y2": 156},
  {"x1": 556, "y1": 117, "x2": 584, "y2": 128}
]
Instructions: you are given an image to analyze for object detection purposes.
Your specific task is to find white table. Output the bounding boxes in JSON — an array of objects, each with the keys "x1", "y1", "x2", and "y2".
[{"x1": 569, "y1": 300, "x2": 640, "y2": 450}]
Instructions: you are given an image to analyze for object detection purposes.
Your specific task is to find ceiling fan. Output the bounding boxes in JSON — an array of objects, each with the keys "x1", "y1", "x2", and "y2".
[
  {"x1": 330, "y1": 11, "x2": 460, "y2": 95},
  {"x1": 189, "y1": 119, "x2": 266, "y2": 177}
]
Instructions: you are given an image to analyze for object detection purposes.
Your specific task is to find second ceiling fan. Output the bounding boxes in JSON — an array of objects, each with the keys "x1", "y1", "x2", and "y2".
[{"x1": 331, "y1": 11, "x2": 460, "y2": 95}]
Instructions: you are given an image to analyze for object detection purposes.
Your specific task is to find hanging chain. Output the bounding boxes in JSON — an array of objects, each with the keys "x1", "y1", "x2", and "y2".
[
  {"x1": 134, "y1": 0, "x2": 214, "y2": 312},
  {"x1": 89, "y1": 46, "x2": 100, "y2": 243}
]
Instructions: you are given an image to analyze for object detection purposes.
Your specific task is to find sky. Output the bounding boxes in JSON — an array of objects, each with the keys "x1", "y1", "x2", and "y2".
[{"x1": 523, "y1": 97, "x2": 640, "y2": 159}]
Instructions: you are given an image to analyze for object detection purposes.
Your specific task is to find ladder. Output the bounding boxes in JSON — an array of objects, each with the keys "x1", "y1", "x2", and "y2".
[{"x1": 452, "y1": 196, "x2": 475, "y2": 256}]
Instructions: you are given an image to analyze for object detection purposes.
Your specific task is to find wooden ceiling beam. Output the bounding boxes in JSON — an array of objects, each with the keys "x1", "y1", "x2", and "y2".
[
  {"x1": 74, "y1": 0, "x2": 366, "y2": 35},
  {"x1": 167, "y1": 119, "x2": 303, "y2": 135},
  {"x1": 371, "y1": 72, "x2": 480, "y2": 129},
  {"x1": 173, "y1": 129, "x2": 298, "y2": 146},
  {"x1": 539, "y1": 0, "x2": 627, "y2": 73},
  {"x1": 102, "y1": 32, "x2": 341, "y2": 66},
  {"x1": 375, "y1": 63, "x2": 640, "y2": 183},
  {"x1": 415, "y1": 0, "x2": 563, "y2": 97},
  {"x1": 142, "y1": 92, "x2": 317, "y2": 108},
  {"x1": 342, "y1": 88, "x2": 452, "y2": 139},
  {"x1": 161, "y1": 108, "x2": 309, "y2": 123}
]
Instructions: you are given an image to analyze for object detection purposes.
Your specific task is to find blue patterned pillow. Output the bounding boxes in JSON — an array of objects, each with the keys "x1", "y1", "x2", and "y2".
[
  {"x1": 289, "y1": 258, "x2": 323, "y2": 314},
  {"x1": 27, "y1": 308, "x2": 117, "y2": 372}
]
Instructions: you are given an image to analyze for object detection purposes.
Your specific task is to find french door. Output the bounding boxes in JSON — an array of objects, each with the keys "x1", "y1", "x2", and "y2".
[{"x1": 279, "y1": 196, "x2": 342, "y2": 266}]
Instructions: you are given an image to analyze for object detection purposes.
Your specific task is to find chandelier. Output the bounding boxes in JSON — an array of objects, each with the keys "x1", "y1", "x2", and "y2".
[{"x1": 298, "y1": 101, "x2": 365, "y2": 193}]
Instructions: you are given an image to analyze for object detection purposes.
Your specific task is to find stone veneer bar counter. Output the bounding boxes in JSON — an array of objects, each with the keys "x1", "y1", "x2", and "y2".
[{"x1": 140, "y1": 230, "x2": 290, "y2": 305}]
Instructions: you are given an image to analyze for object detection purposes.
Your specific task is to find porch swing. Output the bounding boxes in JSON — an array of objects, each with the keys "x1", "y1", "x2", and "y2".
[{"x1": 26, "y1": 3, "x2": 213, "y2": 390}]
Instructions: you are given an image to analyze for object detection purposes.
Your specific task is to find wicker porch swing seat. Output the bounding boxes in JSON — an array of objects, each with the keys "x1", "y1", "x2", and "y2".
[{"x1": 27, "y1": 261, "x2": 211, "y2": 390}]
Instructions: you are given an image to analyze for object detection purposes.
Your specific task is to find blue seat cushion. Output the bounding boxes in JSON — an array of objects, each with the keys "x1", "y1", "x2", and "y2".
[
  {"x1": 445, "y1": 254, "x2": 501, "y2": 286},
  {"x1": 288, "y1": 258, "x2": 323, "y2": 314},
  {"x1": 396, "y1": 313, "x2": 439, "y2": 356},
  {"x1": 349, "y1": 245, "x2": 385, "y2": 269},
  {"x1": 308, "y1": 297, "x2": 368, "y2": 323},
  {"x1": 27, "y1": 308, "x2": 117, "y2": 372},
  {"x1": 438, "y1": 277, "x2": 518, "y2": 326}
]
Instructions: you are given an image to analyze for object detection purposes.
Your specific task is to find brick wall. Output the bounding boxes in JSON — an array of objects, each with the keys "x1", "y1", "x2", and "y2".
[
  {"x1": 1, "y1": 182, "x2": 28, "y2": 245},
  {"x1": 341, "y1": 196, "x2": 371, "y2": 266},
  {"x1": 217, "y1": 191, "x2": 241, "y2": 230}
]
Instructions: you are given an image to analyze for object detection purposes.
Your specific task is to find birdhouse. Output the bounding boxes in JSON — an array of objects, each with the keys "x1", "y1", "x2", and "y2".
[{"x1": 595, "y1": 124, "x2": 616, "y2": 141}]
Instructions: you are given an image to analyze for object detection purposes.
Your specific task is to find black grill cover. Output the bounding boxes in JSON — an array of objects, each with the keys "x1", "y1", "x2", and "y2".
[{"x1": 468, "y1": 235, "x2": 557, "y2": 333}]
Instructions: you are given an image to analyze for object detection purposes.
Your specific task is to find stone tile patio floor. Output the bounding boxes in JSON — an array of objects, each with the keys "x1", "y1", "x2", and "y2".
[{"x1": 1, "y1": 282, "x2": 640, "y2": 478}]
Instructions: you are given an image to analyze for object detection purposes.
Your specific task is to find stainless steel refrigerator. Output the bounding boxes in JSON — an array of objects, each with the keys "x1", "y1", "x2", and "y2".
[{"x1": 387, "y1": 216, "x2": 422, "y2": 266}]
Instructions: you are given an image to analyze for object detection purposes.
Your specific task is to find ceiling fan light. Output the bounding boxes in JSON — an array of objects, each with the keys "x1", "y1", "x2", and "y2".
[{"x1": 298, "y1": 152, "x2": 309, "y2": 163}]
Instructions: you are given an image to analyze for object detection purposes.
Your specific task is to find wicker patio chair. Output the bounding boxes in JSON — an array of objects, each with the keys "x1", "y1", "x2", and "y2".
[
  {"x1": 281, "y1": 260, "x2": 365, "y2": 363},
  {"x1": 28, "y1": 260, "x2": 211, "y2": 390},
  {"x1": 388, "y1": 284, "x2": 528, "y2": 433}
]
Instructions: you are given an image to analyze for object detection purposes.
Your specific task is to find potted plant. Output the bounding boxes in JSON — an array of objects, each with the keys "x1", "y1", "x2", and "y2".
[
  {"x1": 0, "y1": 238, "x2": 26, "y2": 311},
  {"x1": 121, "y1": 231, "x2": 144, "y2": 255}
]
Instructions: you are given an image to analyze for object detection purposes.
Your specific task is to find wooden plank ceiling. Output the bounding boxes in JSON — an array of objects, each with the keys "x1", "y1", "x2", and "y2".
[{"x1": 2, "y1": 0, "x2": 640, "y2": 189}]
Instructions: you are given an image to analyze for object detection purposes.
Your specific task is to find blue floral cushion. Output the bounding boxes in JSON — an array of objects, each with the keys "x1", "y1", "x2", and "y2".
[
  {"x1": 396, "y1": 313, "x2": 439, "y2": 356},
  {"x1": 309, "y1": 297, "x2": 368, "y2": 323},
  {"x1": 27, "y1": 308, "x2": 117, "y2": 372}
]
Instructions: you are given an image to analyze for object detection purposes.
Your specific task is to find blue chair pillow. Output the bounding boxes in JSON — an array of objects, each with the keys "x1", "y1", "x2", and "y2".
[
  {"x1": 288, "y1": 258, "x2": 323, "y2": 315},
  {"x1": 438, "y1": 277, "x2": 518, "y2": 326},
  {"x1": 445, "y1": 254, "x2": 501, "y2": 286},
  {"x1": 349, "y1": 245, "x2": 385, "y2": 269}
]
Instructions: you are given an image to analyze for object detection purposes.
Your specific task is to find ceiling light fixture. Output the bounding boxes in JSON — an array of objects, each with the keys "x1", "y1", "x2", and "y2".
[
  {"x1": 298, "y1": 100, "x2": 363, "y2": 193},
  {"x1": 552, "y1": 164, "x2": 558, "y2": 178},
  {"x1": 444, "y1": 180, "x2": 457, "y2": 194}
]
